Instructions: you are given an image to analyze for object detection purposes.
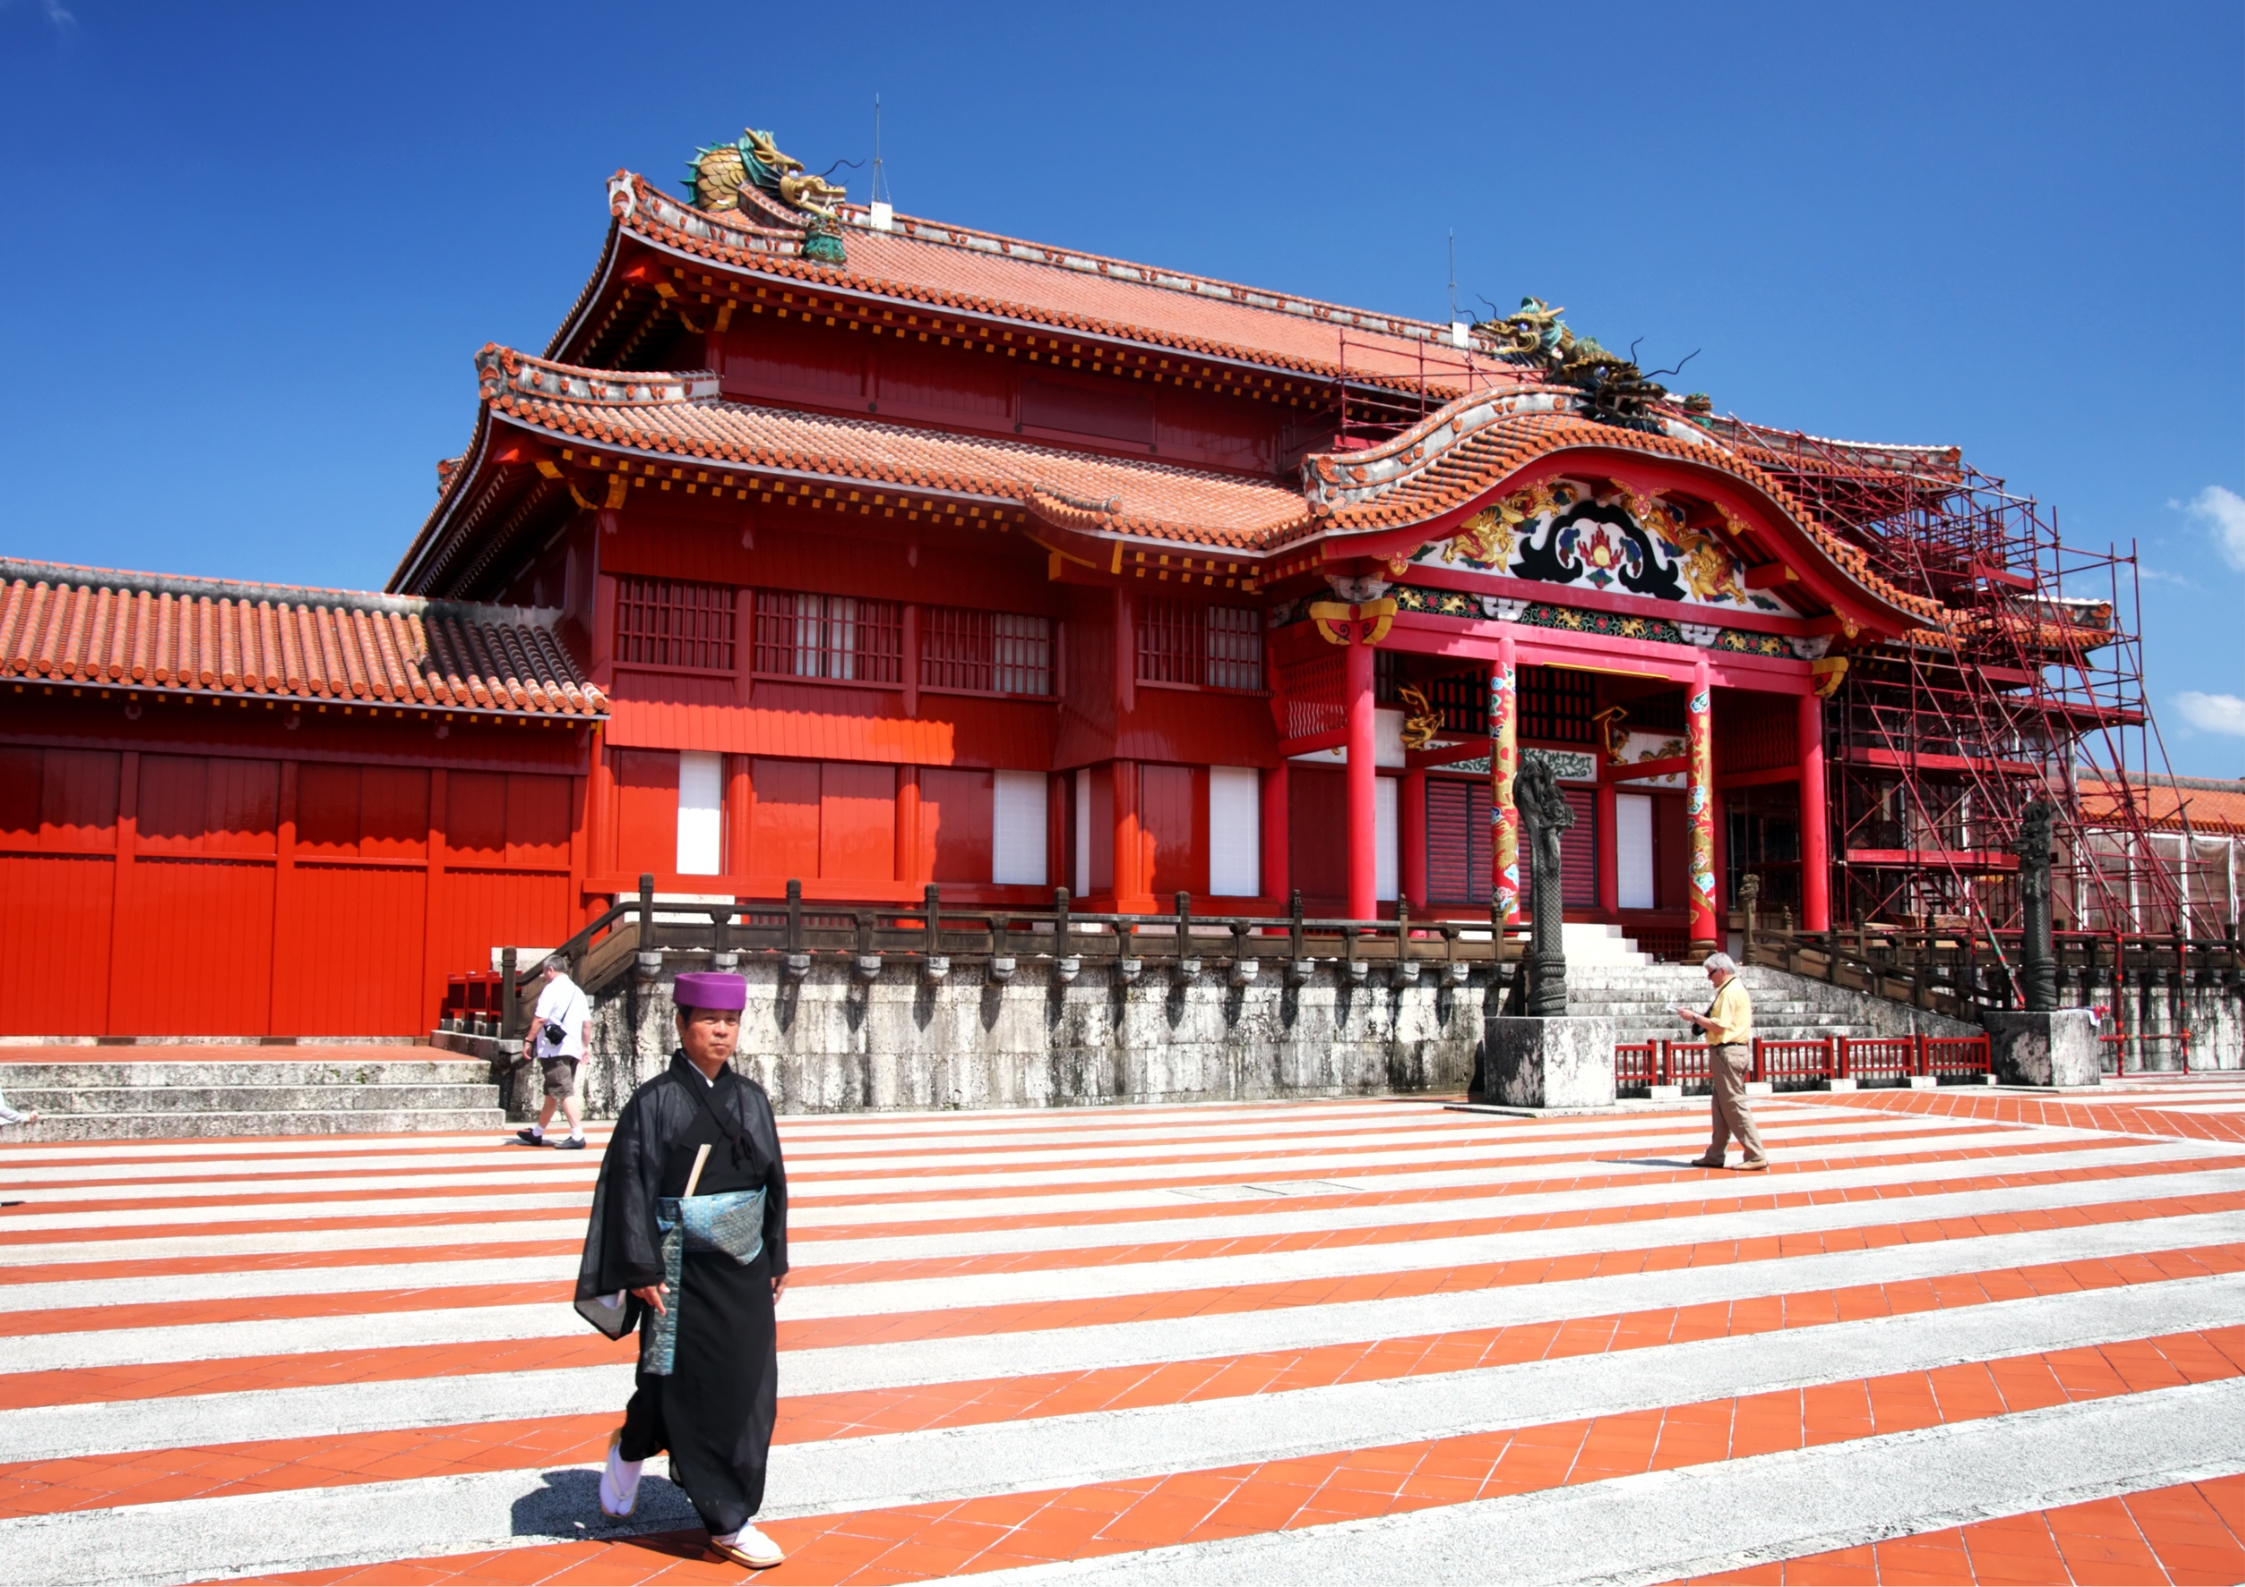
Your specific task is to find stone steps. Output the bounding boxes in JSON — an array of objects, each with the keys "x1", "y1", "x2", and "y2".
[
  {"x1": 2, "y1": 1109, "x2": 511, "y2": 1141},
  {"x1": 0, "y1": 1055, "x2": 506, "y2": 1141}
]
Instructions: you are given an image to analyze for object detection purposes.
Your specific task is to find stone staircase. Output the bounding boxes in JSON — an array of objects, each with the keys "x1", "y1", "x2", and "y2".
[
  {"x1": 1560, "y1": 952, "x2": 1984, "y2": 1050},
  {"x1": 0, "y1": 1052, "x2": 508, "y2": 1141}
]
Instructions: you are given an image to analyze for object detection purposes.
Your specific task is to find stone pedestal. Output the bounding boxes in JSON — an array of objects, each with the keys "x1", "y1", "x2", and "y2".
[
  {"x1": 1475, "y1": 1016, "x2": 1617, "y2": 1110},
  {"x1": 1982, "y1": 1009, "x2": 2102, "y2": 1088}
]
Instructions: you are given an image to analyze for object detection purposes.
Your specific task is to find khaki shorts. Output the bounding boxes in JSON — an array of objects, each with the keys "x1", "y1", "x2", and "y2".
[{"x1": 540, "y1": 1056, "x2": 579, "y2": 1100}]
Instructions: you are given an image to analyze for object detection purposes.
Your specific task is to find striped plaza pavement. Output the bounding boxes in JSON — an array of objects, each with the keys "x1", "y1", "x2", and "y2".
[{"x1": 5, "y1": 1079, "x2": 2245, "y2": 1584}]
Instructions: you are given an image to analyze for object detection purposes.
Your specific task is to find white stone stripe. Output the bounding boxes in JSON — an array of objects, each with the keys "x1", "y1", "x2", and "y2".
[
  {"x1": 11, "y1": 1163, "x2": 2245, "y2": 1320},
  {"x1": 8, "y1": 1210, "x2": 2238, "y2": 1466},
  {"x1": 0, "y1": 1113, "x2": 2031, "y2": 1228},
  {"x1": 0, "y1": 1133, "x2": 601, "y2": 1167},
  {"x1": 0, "y1": 1104, "x2": 2002, "y2": 1194},
  {"x1": 990, "y1": 1380, "x2": 2245, "y2": 1586},
  {"x1": 0, "y1": 1123, "x2": 2105, "y2": 1269},
  {"x1": 5, "y1": 1279, "x2": 2240, "y2": 1587},
  {"x1": 3, "y1": 1148, "x2": 2220, "y2": 1373},
  {"x1": 0, "y1": 1108, "x2": 1949, "y2": 1199}
]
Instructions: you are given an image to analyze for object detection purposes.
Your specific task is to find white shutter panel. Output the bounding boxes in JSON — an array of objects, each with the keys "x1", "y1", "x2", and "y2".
[
  {"x1": 1207, "y1": 767, "x2": 1261, "y2": 897},
  {"x1": 676, "y1": 751, "x2": 724, "y2": 875},
  {"x1": 992, "y1": 771, "x2": 1047, "y2": 886},
  {"x1": 1375, "y1": 776, "x2": 1399, "y2": 902},
  {"x1": 1617, "y1": 792, "x2": 1655, "y2": 909}
]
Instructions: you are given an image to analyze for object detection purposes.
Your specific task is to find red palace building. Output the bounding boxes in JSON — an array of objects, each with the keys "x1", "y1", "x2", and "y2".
[{"x1": 0, "y1": 126, "x2": 2170, "y2": 1040}]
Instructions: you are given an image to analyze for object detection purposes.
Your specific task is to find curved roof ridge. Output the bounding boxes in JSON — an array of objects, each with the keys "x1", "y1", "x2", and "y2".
[
  {"x1": 1293, "y1": 407, "x2": 1950, "y2": 629},
  {"x1": 601, "y1": 171, "x2": 1518, "y2": 389}
]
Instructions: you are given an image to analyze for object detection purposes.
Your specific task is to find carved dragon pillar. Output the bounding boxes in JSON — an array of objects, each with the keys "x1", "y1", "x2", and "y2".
[
  {"x1": 1515, "y1": 757, "x2": 1574, "y2": 1017},
  {"x1": 2016, "y1": 798, "x2": 2058, "y2": 1012}
]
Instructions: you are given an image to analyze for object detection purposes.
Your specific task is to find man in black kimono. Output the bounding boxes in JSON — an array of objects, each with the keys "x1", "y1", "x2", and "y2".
[{"x1": 574, "y1": 971, "x2": 790, "y2": 1569}]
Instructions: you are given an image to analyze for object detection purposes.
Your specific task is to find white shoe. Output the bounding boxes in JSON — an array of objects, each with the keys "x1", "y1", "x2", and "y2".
[
  {"x1": 598, "y1": 1426, "x2": 642, "y2": 1517},
  {"x1": 709, "y1": 1522, "x2": 784, "y2": 1568}
]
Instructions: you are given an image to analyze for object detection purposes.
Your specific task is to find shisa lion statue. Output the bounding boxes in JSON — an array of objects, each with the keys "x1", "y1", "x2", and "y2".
[
  {"x1": 1513, "y1": 756, "x2": 1575, "y2": 1018},
  {"x1": 2014, "y1": 798, "x2": 2059, "y2": 1012},
  {"x1": 688, "y1": 127, "x2": 849, "y2": 262}
]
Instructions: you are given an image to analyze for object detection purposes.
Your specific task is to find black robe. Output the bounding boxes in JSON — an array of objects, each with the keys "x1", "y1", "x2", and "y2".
[{"x1": 575, "y1": 1053, "x2": 790, "y2": 1535}]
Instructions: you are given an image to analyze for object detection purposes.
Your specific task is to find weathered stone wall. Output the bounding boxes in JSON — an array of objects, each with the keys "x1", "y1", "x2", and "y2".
[
  {"x1": 2121, "y1": 971, "x2": 2244, "y2": 1071},
  {"x1": 471, "y1": 953, "x2": 2242, "y2": 1121},
  {"x1": 576, "y1": 957, "x2": 1492, "y2": 1117}
]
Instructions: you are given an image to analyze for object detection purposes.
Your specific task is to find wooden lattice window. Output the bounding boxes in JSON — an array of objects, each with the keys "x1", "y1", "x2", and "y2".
[
  {"x1": 1520, "y1": 665, "x2": 1596, "y2": 744},
  {"x1": 1137, "y1": 600, "x2": 1262, "y2": 691},
  {"x1": 921, "y1": 608, "x2": 1053, "y2": 696},
  {"x1": 750, "y1": 591, "x2": 903, "y2": 683},
  {"x1": 1424, "y1": 672, "x2": 1489, "y2": 735},
  {"x1": 614, "y1": 578, "x2": 736, "y2": 672}
]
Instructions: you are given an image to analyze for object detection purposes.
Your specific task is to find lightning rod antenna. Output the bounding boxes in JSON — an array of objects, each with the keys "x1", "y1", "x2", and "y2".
[
  {"x1": 1448, "y1": 230, "x2": 1457, "y2": 324},
  {"x1": 873, "y1": 94, "x2": 889, "y2": 206}
]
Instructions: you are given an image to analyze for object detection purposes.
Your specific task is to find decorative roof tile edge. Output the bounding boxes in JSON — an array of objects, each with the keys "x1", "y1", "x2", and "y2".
[
  {"x1": 476, "y1": 345, "x2": 719, "y2": 408},
  {"x1": 601, "y1": 172, "x2": 1503, "y2": 390},
  {"x1": 0, "y1": 558, "x2": 559, "y2": 630}
]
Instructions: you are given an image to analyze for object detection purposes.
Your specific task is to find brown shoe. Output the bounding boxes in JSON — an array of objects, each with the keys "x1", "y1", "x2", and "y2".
[
  {"x1": 1732, "y1": 1159, "x2": 1770, "y2": 1172},
  {"x1": 1688, "y1": 1157, "x2": 1725, "y2": 1168}
]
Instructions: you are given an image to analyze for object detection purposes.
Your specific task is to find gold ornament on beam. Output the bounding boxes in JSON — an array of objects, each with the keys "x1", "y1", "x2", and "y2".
[{"x1": 1397, "y1": 684, "x2": 1443, "y2": 750}]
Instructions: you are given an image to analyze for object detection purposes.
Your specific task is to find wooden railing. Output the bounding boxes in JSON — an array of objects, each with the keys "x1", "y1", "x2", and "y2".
[
  {"x1": 1739, "y1": 913, "x2": 2243, "y2": 1033},
  {"x1": 467, "y1": 877, "x2": 1523, "y2": 1041},
  {"x1": 1613, "y1": 1033, "x2": 1992, "y2": 1093}
]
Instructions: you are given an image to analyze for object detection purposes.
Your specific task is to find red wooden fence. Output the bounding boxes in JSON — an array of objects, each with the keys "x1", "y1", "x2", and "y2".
[{"x1": 0, "y1": 746, "x2": 579, "y2": 1038}]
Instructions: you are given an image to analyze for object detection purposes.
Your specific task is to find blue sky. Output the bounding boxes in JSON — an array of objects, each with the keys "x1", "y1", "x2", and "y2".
[{"x1": 1, "y1": 1, "x2": 2238, "y2": 775}]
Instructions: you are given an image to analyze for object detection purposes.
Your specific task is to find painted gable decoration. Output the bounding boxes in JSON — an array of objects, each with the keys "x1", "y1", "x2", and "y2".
[{"x1": 1415, "y1": 481, "x2": 1802, "y2": 618}]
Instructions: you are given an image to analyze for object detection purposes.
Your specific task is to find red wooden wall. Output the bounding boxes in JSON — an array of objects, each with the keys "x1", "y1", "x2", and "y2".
[{"x1": 0, "y1": 745, "x2": 577, "y2": 1038}]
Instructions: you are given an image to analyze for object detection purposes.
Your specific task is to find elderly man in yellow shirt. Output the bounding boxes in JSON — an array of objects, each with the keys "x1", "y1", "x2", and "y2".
[{"x1": 1676, "y1": 952, "x2": 1767, "y2": 1172}]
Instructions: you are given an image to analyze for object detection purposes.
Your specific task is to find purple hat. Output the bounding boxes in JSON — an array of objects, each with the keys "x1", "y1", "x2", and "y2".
[{"x1": 673, "y1": 972, "x2": 748, "y2": 1012}]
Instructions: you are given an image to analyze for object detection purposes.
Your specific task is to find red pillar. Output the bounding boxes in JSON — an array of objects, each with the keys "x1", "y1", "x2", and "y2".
[
  {"x1": 1798, "y1": 689, "x2": 1831, "y2": 932},
  {"x1": 1401, "y1": 768, "x2": 1427, "y2": 911},
  {"x1": 1260, "y1": 761, "x2": 1289, "y2": 908},
  {"x1": 1345, "y1": 638, "x2": 1377, "y2": 921},
  {"x1": 1112, "y1": 759, "x2": 1150, "y2": 912},
  {"x1": 1596, "y1": 779, "x2": 1619, "y2": 916}
]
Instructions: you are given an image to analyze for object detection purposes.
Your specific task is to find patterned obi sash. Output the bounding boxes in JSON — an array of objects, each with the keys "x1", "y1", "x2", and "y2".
[{"x1": 638, "y1": 1186, "x2": 767, "y2": 1377}]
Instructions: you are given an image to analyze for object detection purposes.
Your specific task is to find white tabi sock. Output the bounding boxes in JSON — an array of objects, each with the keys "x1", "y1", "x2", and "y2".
[{"x1": 600, "y1": 1436, "x2": 643, "y2": 1516}]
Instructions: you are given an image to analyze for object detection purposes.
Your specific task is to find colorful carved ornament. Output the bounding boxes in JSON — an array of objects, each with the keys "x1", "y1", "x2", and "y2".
[
  {"x1": 1426, "y1": 483, "x2": 1798, "y2": 617},
  {"x1": 1308, "y1": 598, "x2": 1395, "y2": 647}
]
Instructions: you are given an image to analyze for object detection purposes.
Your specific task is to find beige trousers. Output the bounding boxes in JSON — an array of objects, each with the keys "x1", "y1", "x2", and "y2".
[{"x1": 1705, "y1": 1043, "x2": 1766, "y2": 1164}]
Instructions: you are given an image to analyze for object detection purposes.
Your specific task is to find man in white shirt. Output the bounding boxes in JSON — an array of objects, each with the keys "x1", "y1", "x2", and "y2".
[{"x1": 516, "y1": 954, "x2": 590, "y2": 1150}]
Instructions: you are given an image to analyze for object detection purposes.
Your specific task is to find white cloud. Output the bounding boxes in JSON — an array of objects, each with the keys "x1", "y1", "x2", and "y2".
[
  {"x1": 2175, "y1": 691, "x2": 2245, "y2": 738},
  {"x1": 2185, "y1": 486, "x2": 2245, "y2": 572}
]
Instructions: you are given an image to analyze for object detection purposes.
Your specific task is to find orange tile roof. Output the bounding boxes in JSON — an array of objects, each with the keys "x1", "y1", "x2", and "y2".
[
  {"x1": 0, "y1": 559, "x2": 605, "y2": 718},
  {"x1": 2080, "y1": 775, "x2": 2245, "y2": 836},
  {"x1": 476, "y1": 346, "x2": 1312, "y2": 550},
  {"x1": 467, "y1": 348, "x2": 1957, "y2": 637},
  {"x1": 588, "y1": 174, "x2": 1512, "y2": 391}
]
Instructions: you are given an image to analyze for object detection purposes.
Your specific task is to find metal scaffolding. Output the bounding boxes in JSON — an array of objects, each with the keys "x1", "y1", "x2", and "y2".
[{"x1": 1707, "y1": 417, "x2": 2196, "y2": 932}]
